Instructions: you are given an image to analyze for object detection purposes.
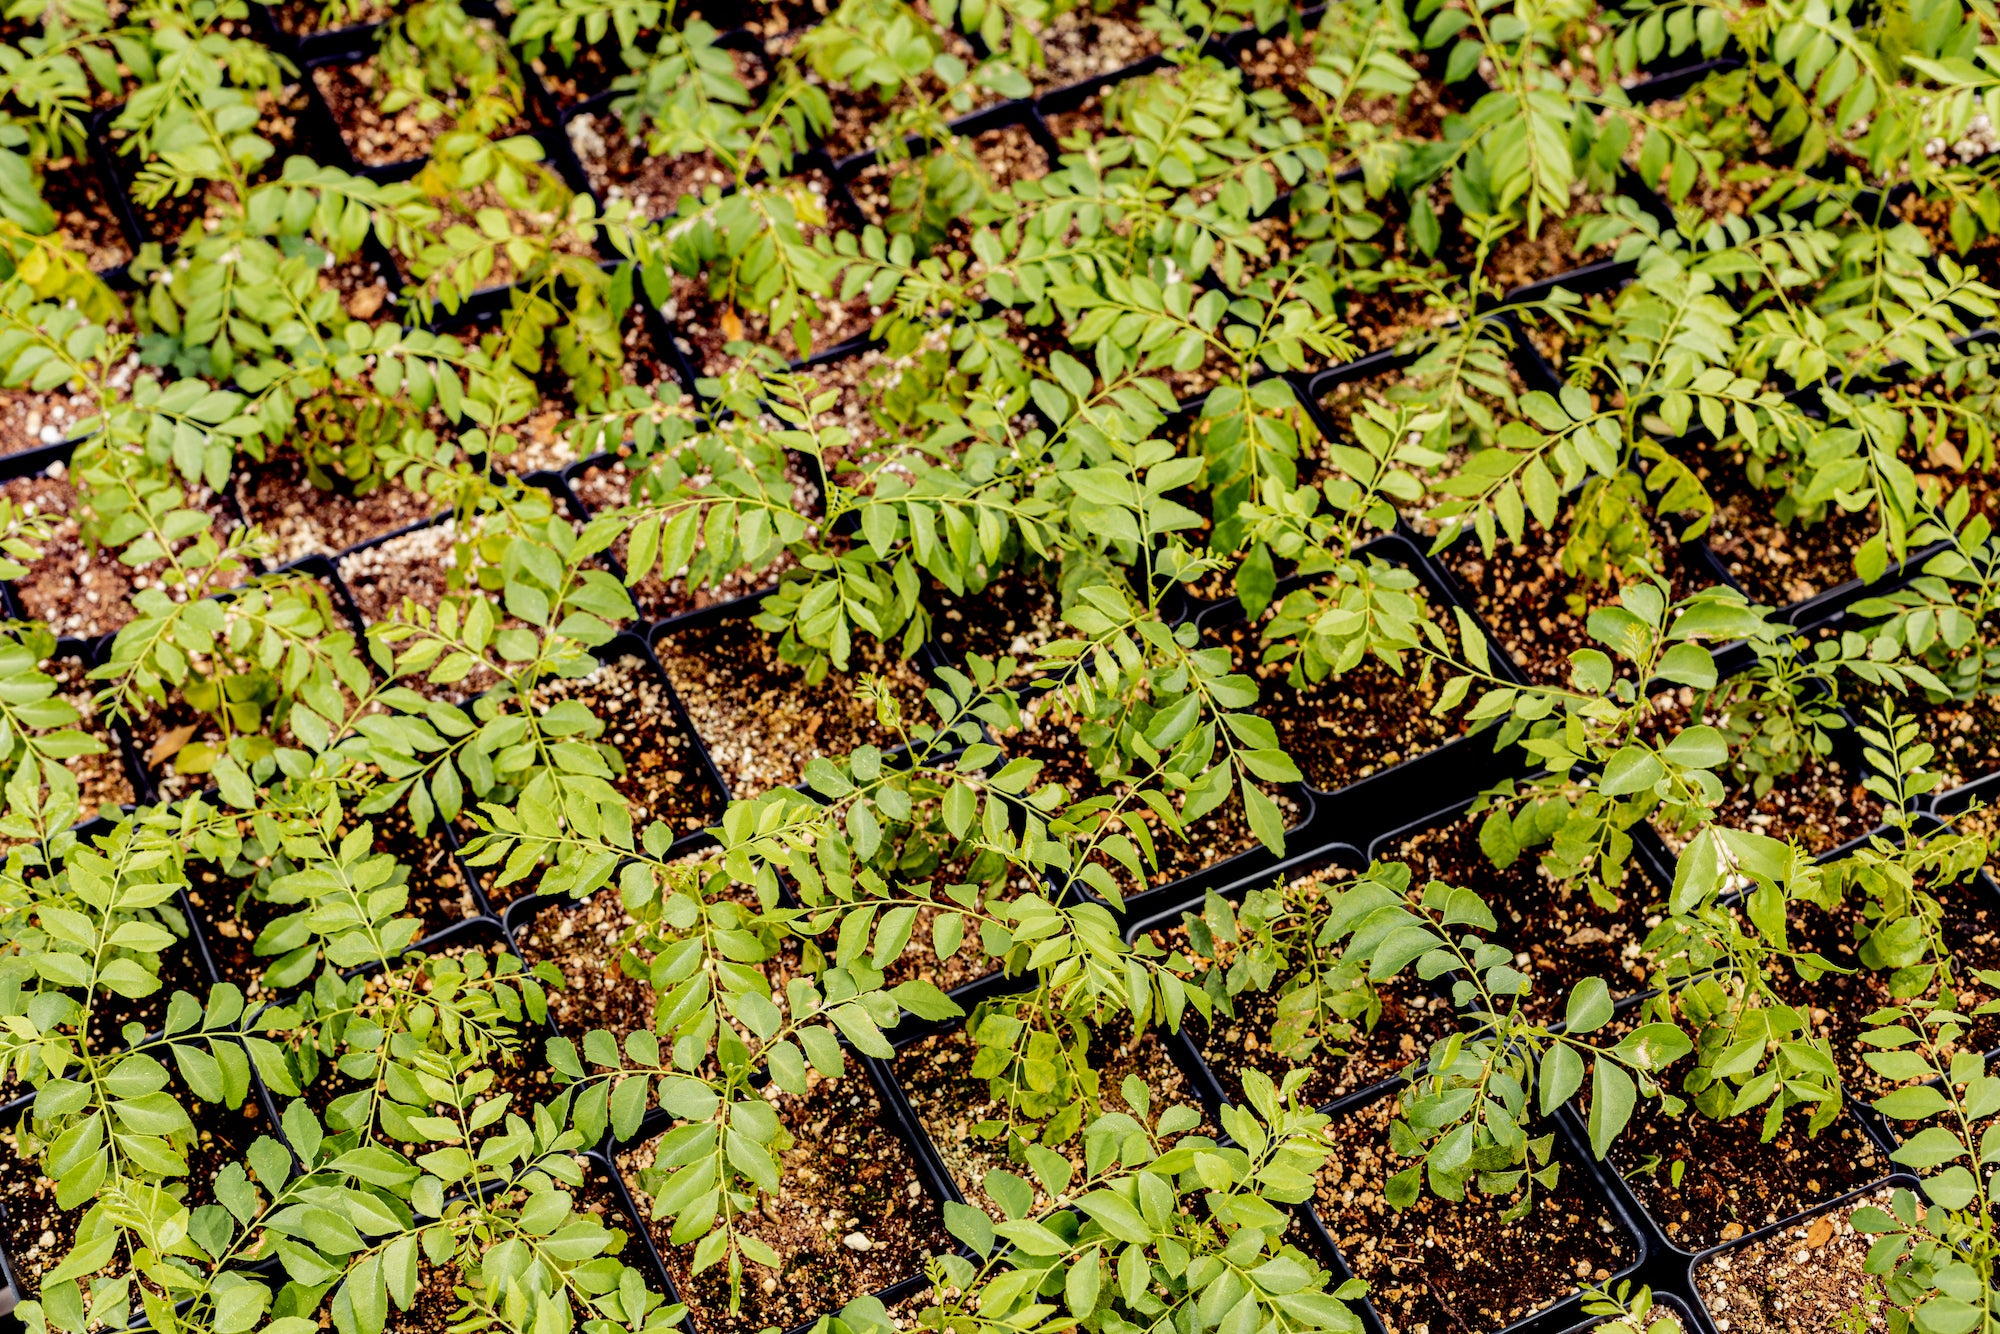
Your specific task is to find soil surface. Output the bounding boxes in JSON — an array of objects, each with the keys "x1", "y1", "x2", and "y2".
[
  {"x1": 1216, "y1": 616, "x2": 1469, "y2": 793},
  {"x1": 1691, "y1": 1184, "x2": 1894, "y2": 1333},
  {"x1": 1644, "y1": 689, "x2": 1885, "y2": 856},
  {"x1": 0, "y1": 380, "x2": 97, "y2": 458},
  {"x1": 1778, "y1": 878, "x2": 2000, "y2": 1095},
  {"x1": 620, "y1": 1071, "x2": 949, "y2": 1334},
  {"x1": 1389, "y1": 811, "x2": 1664, "y2": 1019},
  {"x1": 511, "y1": 882, "x2": 657, "y2": 1033},
  {"x1": 653, "y1": 614, "x2": 930, "y2": 798},
  {"x1": 4, "y1": 468, "x2": 235, "y2": 639},
  {"x1": 1020, "y1": 0, "x2": 1162, "y2": 91},
  {"x1": 233, "y1": 447, "x2": 437, "y2": 564},
  {"x1": 1435, "y1": 518, "x2": 1696, "y2": 685},
  {"x1": 39, "y1": 154, "x2": 132, "y2": 271},
  {"x1": 314, "y1": 47, "x2": 530, "y2": 167},
  {"x1": 337, "y1": 520, "x2": 473, "y2": 624},
  {"x1": 568, "y1": 453, "x2": 818, "y2": 622},
  {"x1": 0, "y1": 1095, "x2": 267, "y2": 1301},
  {"x1": 923, "y1": 572, "x2": 1065, "y2": 665},
  {"x1": 1315, "y1": 1095, "x2": 1631, "y2": 1334},
  {"x1": 1599, "y1": 1070, "x2": 1885, "y2": 1251},
  {"x1": 893, "y1": 1021, "x2": 1209, "y2": 1218},
  {"x1": 530, "y1": 654, "x2": 724, "y2": 837},
  {"x1": 1690, "y1": 449, "x2": 1882, "y2": 608},
  {"x1": 46, "y1": 654, "x2": 134, "y2": 814}
]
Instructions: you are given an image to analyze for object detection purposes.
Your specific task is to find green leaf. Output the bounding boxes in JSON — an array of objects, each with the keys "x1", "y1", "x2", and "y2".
[
  {"x1": 944, "y1": 1200, "x2": 994, "y2": 1256},
  {"x1": 1540, "y1": 1043, "x2": 1585, "y2": 1115},
  {"x1": 1599, "y1": 745, "x2": 1665, "y2": 796},
  {"x1": 1564, "y1": 978, "x2": 1614, "y2": 1034},
  {"x1": 1587, "y1": 1058, "x2": 1636, "y2": 1159},
  {"x1": 1875, "y1": 1085, "x2": 1952, "y2": 1120}
]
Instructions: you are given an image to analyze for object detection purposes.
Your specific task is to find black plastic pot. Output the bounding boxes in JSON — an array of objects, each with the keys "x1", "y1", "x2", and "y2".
[
  {"x1": 1682, "y1": 1173, "x2": 1918, "y2": 1334},
  {"x1": 604, "y1": 1036, "x2": 971, "y2": 1334},
  {"x1": 1193, "y1": 530, "x2": 1536, "y2": 847},
  {"x1": 1298, "y1": 1074, "x2": 1653, "y2": 1334},
  {"x1": 1115, "y1": 843, "x2": 1456, "y2": 1124}
]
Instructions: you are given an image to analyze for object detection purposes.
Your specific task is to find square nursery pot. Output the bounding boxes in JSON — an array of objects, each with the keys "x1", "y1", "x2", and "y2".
[
  {"x1": 125, "y1": 555, "x2": 368, "y2": 808},
  {"x1": 881, "y1": 975, "x2": 1217, "y2": 1222},
  {"x1": 451, "y1": 630, "x2": 729, "y2": 913},
  {"x1": 0, "y1": 954, "x2": 284, "y2": 1324},
  {"x1": 1684, "y1": 1174, "x2": 1917, "y2": 1334},
  {"x1": 610, "y1": 1040, "x2": 962, "y2": 1334},
  {"x1": 1569, "y1": 1022, "x2": 1895, "y2": 1262},
  {"x1": 1368, "y1": 795, "x2": 1677, "y2": 1029},
  {"x1": 0, "y1": 440, "x2": 253, "y2": 644},
  {"x1": 1193, "y1": 530, "x2": 1535, "y2": 849},
  {"x1": 1638, "y1": 697, "x2": 1892, "y2": 865},
  {"x1": 646, "y1": 592, "x2": 938, "y2": 801},
  {"x1": 1120, "y1": 845, "x2": 1460, "y2": 1120},
  {"x1": 1303, "y1": 1077, "x2": 1651, "y2": 1334}
]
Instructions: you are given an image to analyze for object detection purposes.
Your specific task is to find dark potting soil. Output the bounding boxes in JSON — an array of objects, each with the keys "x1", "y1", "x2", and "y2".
[
  {"x1": 1153, "y1": 866, "x2": 1454, "y2": 1110},
  {"x1": 1434, "y1": 519, "x2": 1698, "y2": 685},
  {"x1": 232, "y1": 447, "x2": 439, "y2": 565},
  {"x1": 652, "y1": 615, "x2": 931, "y2": 798},
  {"x1": 271, "y1": 0, "x2": 394, "y2": 33},
  {"x1": 1690, "y1": 449, "x2": 1881, "y2": 608},
  {"x1": 1690, "y1": 1183, "x2": 1895, "y2": 1333},
  {"x1": 530, "y1": 654, "x2": 724, "y2": 837},
  {"x1": 619, "y1": 1072, "x2": 949, "y2": 1334},
  {"x1": 1316, "y1": 1094, "x2": 1632, "y2": 1334},
  {"x1": 1654, "y1": 755, "x2": 1885, "y2": 858},
  {"x1": 39, "y1": 154, "x2": 132, "y2": 271},
  {"x1": 0, "y1": 1096, "x2": 268, "y2": 1303},
  {"x1": 1018, "y1": 0, "x2": 1162, "y2": 91},
  {"x1": 0, "y1": 924, "x2": 202, "y2": 1106},
  {"x1": 313, "y1": 49, "x2": 531, "y2": 167},
  {"x1": 891, "y1": 1021, "x2": 1210, "y2": 1219},
  {"x1": 1388, "y1": 813, "x2": 1663, "y2": 1022},
  {"x1": 1215, "y1": 618, "x2": 1471, "y2": 793},
  {"x1": 1596, "y1": 1060, "x2": 1885, "y2": 1250},
  {"x1": 45, "y1": 655, "x2": 135, "y2": 814},
  {"x1": 4, "y1": 471, "x2": 237, "y2": 639},
  {"x1": 1643, "y1": 689, "x2": 1886, "y2": 857},
  {"x1": 510, "y1": 881, "x2": 657, "y2": 1038},
  {"x1": 1777, "y1": 877, "x2": 2000, "y2": 1096},
  {"x1": 922, "y1": 571, "x2": 1066, "y2": 666},
  {"x1": 336, "y1": 520, "x2": 473, "y2": 624}
]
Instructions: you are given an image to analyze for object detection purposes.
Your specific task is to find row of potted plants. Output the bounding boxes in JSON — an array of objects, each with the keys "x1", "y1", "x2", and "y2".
[{"x1": 5, "y1": 0, "x2": 2000, "y2": 1333}]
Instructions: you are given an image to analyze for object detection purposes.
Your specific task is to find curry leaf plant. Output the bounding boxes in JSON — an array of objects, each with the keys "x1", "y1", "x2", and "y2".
[{"x1": 16, "y1": 0, "x2": 2000, "y2": 1329}]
